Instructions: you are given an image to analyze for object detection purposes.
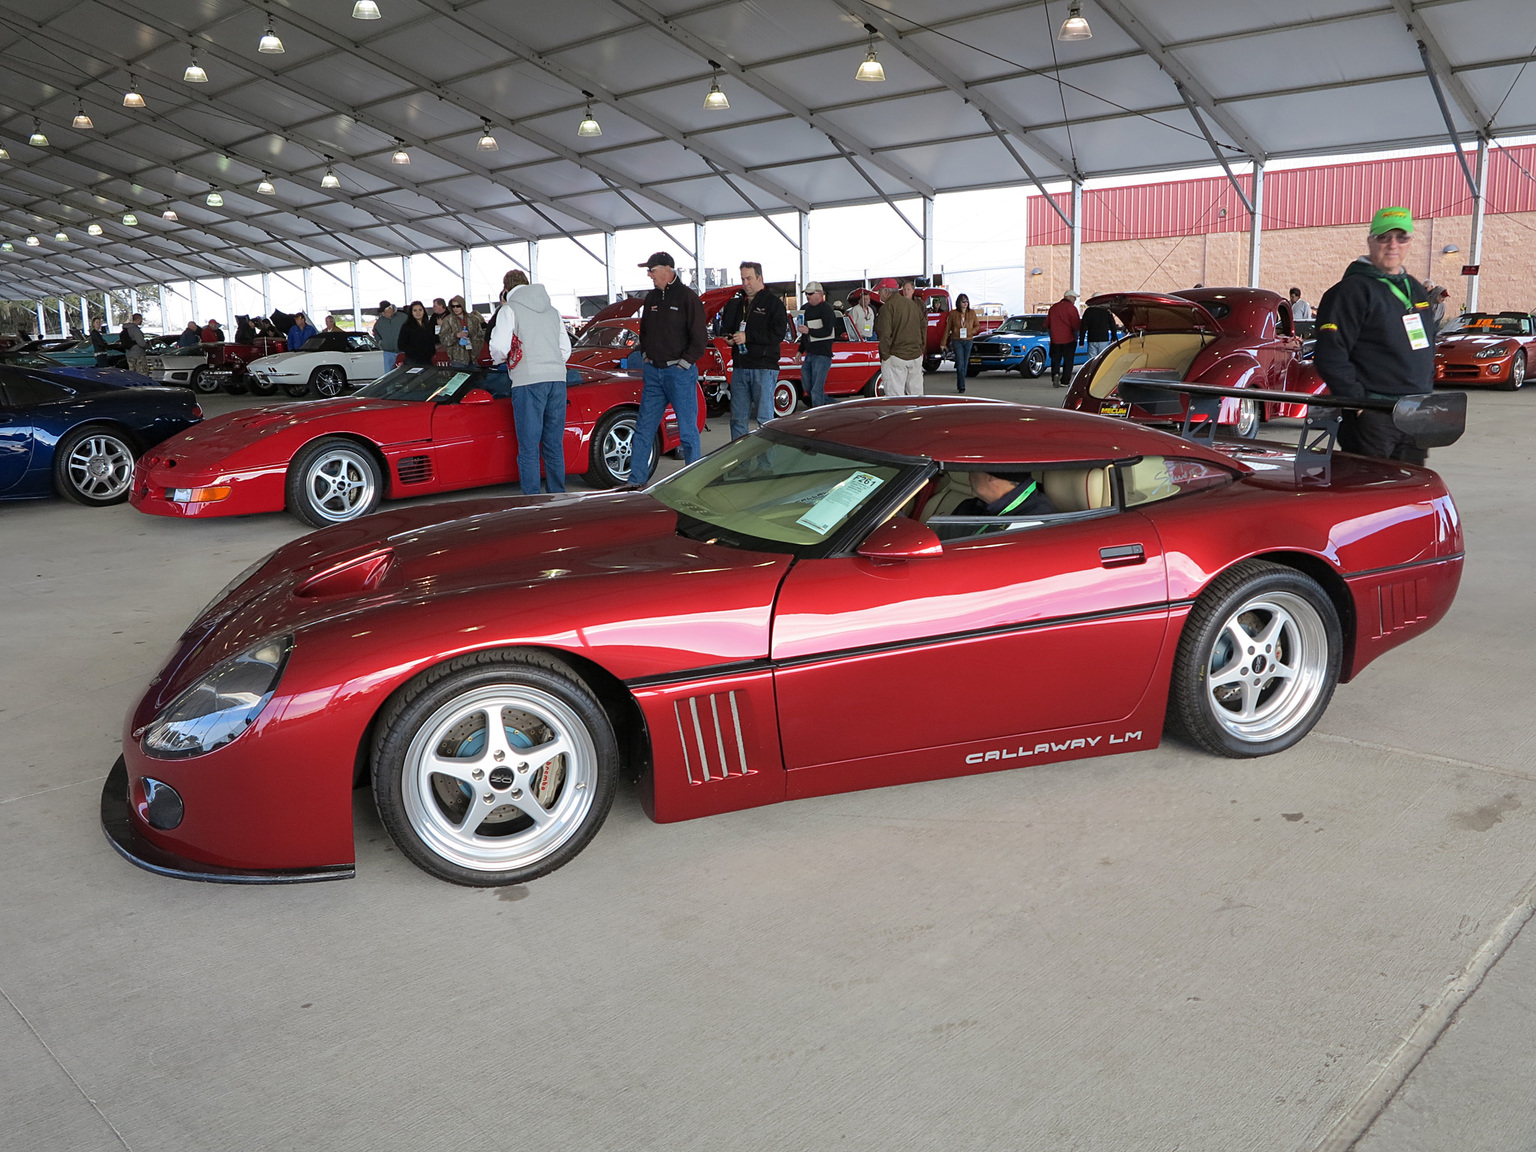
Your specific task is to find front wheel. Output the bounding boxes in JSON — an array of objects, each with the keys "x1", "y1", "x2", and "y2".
[
  {"x1": 1167, "y1": 561, "x2": 1341, "y2": 758},
  {"x1": 190, "y1": 366, "x2": 220, "y2": 395},
  {"x1": 286, "y1": 437, "x2": 382, "y2": 527},
  {"x1": 309, "y1": 365, "x2": 347, "y2": 398},
  {"x1": 1021, "y1": 347, "x2": 1048, "y2": 378},
  {"x1": 54, "y1": 425, "x2": 136, "y2": 506},
  {"x1": 371, "y1": 651, "x2": 619, "y2": 887},
  {"x1": 859, "y1": 371, "x2": 884, "y2": 398},
  {"x1": 1498, "y1": 351, "x2": 1526, "y2": 392},
  {"x1": 922, "y1": 355, "x2": 941, "y2": 374},
  {"x1": 773, "y1": 378, "x2": 802, "y2": 418},
  {"x1": 584, "y1": 408, "x2": 659, "y2": 488}
]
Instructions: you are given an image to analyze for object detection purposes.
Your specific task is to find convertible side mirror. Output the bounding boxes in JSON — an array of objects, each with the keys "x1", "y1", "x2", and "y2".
[
  {"x1": 856, "y1": 517, "x2": 943, "y2": 560},
  {"x1": 459, "y1": 387, "x2": 494, "y2": 405}
]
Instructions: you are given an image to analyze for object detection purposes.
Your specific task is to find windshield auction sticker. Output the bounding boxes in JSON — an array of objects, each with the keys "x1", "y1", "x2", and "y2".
[{"x1": 796, "y1": 471, "x2": 883, "y2": 534}]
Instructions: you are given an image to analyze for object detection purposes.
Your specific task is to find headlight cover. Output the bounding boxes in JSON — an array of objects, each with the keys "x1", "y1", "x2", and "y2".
[
  {"x1": 141, "y1": 637, "x2": 293, "y2": 759},
  {"x1": 1474, "y1": 343, "x2": 1513, "y2": 359}
]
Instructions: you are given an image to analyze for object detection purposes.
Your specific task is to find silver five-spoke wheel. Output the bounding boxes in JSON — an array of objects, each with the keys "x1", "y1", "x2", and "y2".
[{"x1": 286, "y1": 437, "x2": 382, "y2": 527}]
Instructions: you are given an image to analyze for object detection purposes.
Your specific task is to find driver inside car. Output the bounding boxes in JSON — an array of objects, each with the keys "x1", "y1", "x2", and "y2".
[{"x1": 952, "y1": 469, "x2": 1057, "y2": 523}]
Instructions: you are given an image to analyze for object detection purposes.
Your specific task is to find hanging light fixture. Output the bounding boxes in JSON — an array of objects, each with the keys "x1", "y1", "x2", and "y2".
[
  {"x1": 1057, "y1": 2, "x2": 1092, "y2": 40},
  {"x1": 73, "y1": 103, "x2": 94, "y2": 130},
  {"x1": 55, "y1": 230, "x2": 69, "y2": 242},
  {"x1": 703, "y1": 65, "x2": 729, "y2": 111},
  {"x1": 577, "y1": 98, "x2": 601, "y2": 138},
  {"x1": 122, "y1": 212, "x2": 138, "y2": 226},
  {"x1": 0, "y1": 145, "x2": 9, "y2": 160},
  {"x1": 29, "y1": 120, "x2": 49, "y2": 147},
  {"x1": 123, "y1": 77, "x2": 146, "y2": 108},
  {"x1": 88, "y1": 223, "x2": 104, "y2": 236},
  {"x1": 26, "y1": 235, "x2": 41, "y2": 246},
  {"x1": 258, "y1": 20, "x2": 285, "y2": 53},
  {"x1": 477, "y1": 120, "x2": 498, "y2": 151},
  {"x1": 0, "y1": 242, "x2": 12, "y2": 252},
  {"x1": 321, "y1": 164, "x2": 341, "y2": 189},
  {"x1": 390, "y1": 140, "x2": 410, "y2": 164},
  {"x1": 162, "y1": 207, "x2": 178, "y2": 221},
  {"x1": 855, "y1": 28, "x2": 885, "y2": 81},
  {"x1": 352, "y1": 0, "x2": 382, "y2": 18},
  {"x1": 184, "y1": 49, "x2": 208, "y2": 83},
  {"x1": 206, "y1": 189, "x2": 224, "y2": 207},
  {"x1": 257, "y1": 174, "x2": 275, "y2": 194}
]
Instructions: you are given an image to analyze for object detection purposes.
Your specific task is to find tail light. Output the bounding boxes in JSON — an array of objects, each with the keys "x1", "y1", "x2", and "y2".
[{"x1": 192, "y1": 403, "x2": 204, "y2": 419}]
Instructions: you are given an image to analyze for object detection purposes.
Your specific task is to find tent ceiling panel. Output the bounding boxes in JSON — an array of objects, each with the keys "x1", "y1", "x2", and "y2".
[
  {"x1": 677, "y1": 0, "x2": 870, "y2": 66},
  {"x1": 478, "y1": 0, "x2": 641, "y2": 54},
  {"x1": 1229, "y1": 75, "x2": 1473, "y2": 157},
  {"x1": 1126, "y1": 0, "x2": 1387, "y2": 44},
  {"x1": 448, "y1": 63, "x2": 586, "y2": 126}
]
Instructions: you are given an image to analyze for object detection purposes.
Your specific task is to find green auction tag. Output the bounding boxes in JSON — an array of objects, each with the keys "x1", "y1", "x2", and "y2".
[{"x1": 1402, "y1": 313, "x2": 1429, "y2": 350}]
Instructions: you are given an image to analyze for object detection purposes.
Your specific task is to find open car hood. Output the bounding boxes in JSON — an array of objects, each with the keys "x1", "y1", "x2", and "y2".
[{"x1": 1089, "y1": 292, "x2": 1222, "y2": 334}]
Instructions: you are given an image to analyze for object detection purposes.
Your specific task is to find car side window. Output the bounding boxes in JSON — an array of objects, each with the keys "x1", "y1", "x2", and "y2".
[
  {"x1": 1121, "y1": 456, "x2": 1234, "y2": 507},
  {"x1": 919, "y1": 465, "x2": 1119, "y2": 544},
  {"x1": 347, "y1": 335, "x2": 378, "y2": 351},
  {"x1": 0, "y1": 371, "x2": 73, "y2": 407}
]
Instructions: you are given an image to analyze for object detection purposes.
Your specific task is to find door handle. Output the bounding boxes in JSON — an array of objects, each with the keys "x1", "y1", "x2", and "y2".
[{"x1": 1100, "y1": 543, "x2": 1146, "y2": 567}]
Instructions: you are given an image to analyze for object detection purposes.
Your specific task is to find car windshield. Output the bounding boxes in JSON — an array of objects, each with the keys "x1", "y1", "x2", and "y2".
[
  {"x1": 650, "y1": 432, "x2": 917, "y2": 554},
  {"x1": 0, "y1": 352, "x2": 65, "y2": 367},
  {"x1": 355, "y1": 365, "x2": 487, "y2": 403},
  {"x1": 575, "y1": 324, "x2": 635, "y2": 350},
  {"x1": 1442, "y1": 313, "x2": 1528, "y2": 335},
  {"x1": 995, "y1": 316, "x2": 1048, "y2": 335}
]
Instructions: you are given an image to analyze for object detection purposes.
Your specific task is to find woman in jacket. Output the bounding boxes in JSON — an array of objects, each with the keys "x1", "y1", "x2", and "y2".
[
  {"x1": 436, "y1": 295, "x2": 485, "y2": 366},
  {"x1": 397, "y1": 301, "x2": 437, "y2": 366},
  {"x1": 942, "y1": 293, "x2": 979, "y2": 393}
]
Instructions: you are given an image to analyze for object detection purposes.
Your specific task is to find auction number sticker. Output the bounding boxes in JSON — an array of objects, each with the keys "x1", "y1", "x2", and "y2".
[
  {"x1": 796, "y1": 471, "x2": 883, "y2": 534},
  {"x1": 1100, "y1": 399, "x2": 1131, "y2": 417}
]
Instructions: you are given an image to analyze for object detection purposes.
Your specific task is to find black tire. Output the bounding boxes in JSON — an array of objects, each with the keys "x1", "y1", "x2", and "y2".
[
  {"x1": 966, "y1": 363, "x2": 982, "y2": 377},
  {"x1": 190, "y1": 366, "x2": 220, "y2": 395},
  {"x1": 772, "y1": 378, "x2": 802, "y2": 418},
  {"x1": 223, "y1": 377, "x2": 249, "y2": 396},
  {"x1": 246, "y1": 372, "x2": 278, "y2": 397},
  {"x1": 922, "y1": 355, "x2": 941, "y2": 373},
  {"x1": 1167, "y1": 561, "x2": 1342, "y2": 758},
  {"x1": 1497, "y1": 350, "x2": 1526, "y2": 392},
  {"x1": 858, "y1": 371, "x2": 884, "y2": 398},
  {"x1": 53, "y1": 424, "x2": 137, "y2": 506},
  {"x1": 283, "y1": 380, "x2": 311, "y2": 399},
  {"x1": 371, "y1": 650, "x2": 620, "y2": 887},
  {"x1": 309, "y1": 365, "x2": 347, "y2": 399},
  {"x1": 584, "y1": 407, "x2": 659, "y2": 488},
  {"x1": 285, "y1": 436, "x2": 383, "y2": 528},
  {"x1": 1022, "y1": 347, "x2": 1048, "y2": 378}
]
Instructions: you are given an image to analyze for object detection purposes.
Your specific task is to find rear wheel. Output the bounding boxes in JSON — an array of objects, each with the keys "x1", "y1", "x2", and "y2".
[
  {"x1": 286, "y1": 436, "x2": 382, "y2": 527},
  {"x1": 309, "y1": 365, "x2": 347, "y2": 398},
  {"x1": 773, "y1": 378, "x2": 802, "y2": 418},
  {"x1": 54, "y1": 425, "x2": 136, "y2": 506},
  {"x1": 1235, "y1": 397, "x2": 1261, "y2": 438},
  {"x1": 1498, "y1": 350, "x2": 1526, "y2": 392},
  {"x1": 1022, "y1": 347, "x2": 1048, "y2": 378},
  {"x1": 922, "y1": 355, "x2": 941, "y2": 373},
  {"x1": 1168, "y1": 561, "x2": 1341, "y2": 758},
  {"x1": 190, "y1": 367, "x2": 220, "y2": 395},
  {"x1": 371, "y1": 651, "x2": 619, "y2": 887},
  {"x1": 584, "y1": 408, "x2": 659, "y2": 488},
  {"x1": 858, "y1": 371, "x2": 884, "y2": 398}
]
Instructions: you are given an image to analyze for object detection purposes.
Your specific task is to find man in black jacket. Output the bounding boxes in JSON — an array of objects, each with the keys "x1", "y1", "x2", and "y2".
[
  {"x1": 1314, "y1": 206, "x2": 1438, "y2": 464},
  {"x1": 718, "y1": 261, "x2": 788, "y2": 438},
  {"x1": 796, "y1": 281, "x2": 836, "y2": 406},
  {"x1": 628, "y1": 251, "x2": 706, "y2": 485}
]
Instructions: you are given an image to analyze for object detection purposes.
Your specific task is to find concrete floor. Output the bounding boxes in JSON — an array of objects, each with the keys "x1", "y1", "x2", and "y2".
[{"x1": 2, "y1": 371, "x2": 1533, "y2": 1152}]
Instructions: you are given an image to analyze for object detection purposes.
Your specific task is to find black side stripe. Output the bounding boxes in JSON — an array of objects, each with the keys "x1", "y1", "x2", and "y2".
[{"x1": 1341, "y1": 552, "x2": 1464, "y2": 580}]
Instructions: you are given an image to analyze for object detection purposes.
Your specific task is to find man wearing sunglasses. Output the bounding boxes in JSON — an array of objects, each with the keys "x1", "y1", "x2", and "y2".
[{"x1": 1314, "y1": 206, "x2": 1439, "y2": 464}]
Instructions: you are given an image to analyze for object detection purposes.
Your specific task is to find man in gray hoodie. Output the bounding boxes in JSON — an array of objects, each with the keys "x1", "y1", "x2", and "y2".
[{"x1": 490, "y1": 270, "x2": 572, "y2": 495}]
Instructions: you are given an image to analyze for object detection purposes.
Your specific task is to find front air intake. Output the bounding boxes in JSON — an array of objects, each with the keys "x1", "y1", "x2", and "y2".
[{"x1": 396, "y1": 455, "x2": 433, "y2": 484}]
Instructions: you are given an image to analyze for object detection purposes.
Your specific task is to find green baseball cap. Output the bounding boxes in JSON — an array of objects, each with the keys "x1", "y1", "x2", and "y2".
[{"x1": 1369, "y1": 206, "x2": 1414, "y2": 236}]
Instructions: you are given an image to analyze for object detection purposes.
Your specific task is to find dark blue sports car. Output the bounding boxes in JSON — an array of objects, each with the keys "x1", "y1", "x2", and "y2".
[
  {"x1": 1, "y1": 366, "x2": 201, "y2": 506},
  {"x1": 0, "y1": 350, "x2": 159, "y2": 389}
]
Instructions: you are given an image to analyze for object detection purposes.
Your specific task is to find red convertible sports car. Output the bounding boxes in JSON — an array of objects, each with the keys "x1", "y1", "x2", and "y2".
[
  {"x1": 1433, "y1": 311, "x2": 1534, "y2": 390},
  {"x1": 1064, "y1": 288, "x2": 1323, "y2": 437},
  {"x1": 129, "y1": 363, "x2": 704, "y2": 527},
  {"x1": 102, "y1": 391, "x2": 1465, "y2": 887}
]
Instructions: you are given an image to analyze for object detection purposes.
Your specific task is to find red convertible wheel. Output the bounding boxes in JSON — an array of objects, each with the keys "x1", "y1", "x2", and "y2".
[
  {"x1": 1169, "y1": 561, "x2": 1341, "y2": 758},
  {"x1": 286, "y1": 437, "x2": 382, "y2": 527},
  {"x1": 372, "y1": 652, "x2": 619, "y2": 886}
]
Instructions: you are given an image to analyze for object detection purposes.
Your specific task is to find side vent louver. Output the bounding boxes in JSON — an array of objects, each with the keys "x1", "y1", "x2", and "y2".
[
  {"x1": 396, "y1": 454, "x2": 432, "y2": 484},
  {"x1": 674, "y1": 691, "x2": 753, "y2": 784},
  {"x1": 1379, "y1": 577, "x2": 1429, "y2": 635}
]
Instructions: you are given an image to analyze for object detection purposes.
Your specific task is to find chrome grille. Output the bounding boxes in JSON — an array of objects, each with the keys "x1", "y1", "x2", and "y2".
[{"x1": 674, "y1": 691, "x2": 752, "y2": 784}]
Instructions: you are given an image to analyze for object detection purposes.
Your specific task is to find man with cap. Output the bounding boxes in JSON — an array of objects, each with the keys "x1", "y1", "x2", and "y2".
[
  {"x1": 873, "y1": 277, "x2": 925, "y2": 396},
  {"x1": 1046, "y1": 290, "x2": 1081, "y2": 387},
  {"x1": 628, "y1": 251, "x2": 706, "y2": 486},
  {"x1": 796, "y1": 280, "x2": 837, "y2": 407},
  {"x1": 372, "y1": 300, "x2": 405, "y2": 353},
  {"x1": 1314, "y1": 206, "x2": 1438, "y2": 464}
]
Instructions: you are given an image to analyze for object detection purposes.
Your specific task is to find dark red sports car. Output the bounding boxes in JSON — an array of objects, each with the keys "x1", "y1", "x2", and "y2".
[
  {"x1": 129, "y1": 363, "x2": 703, "y2": 526},
  {"x1": 1064, "y1": 288, "x2": 1323, "y2": 436},
  {"x1": 102, "y1": 395, "x2": 1463, "y2": 887}
]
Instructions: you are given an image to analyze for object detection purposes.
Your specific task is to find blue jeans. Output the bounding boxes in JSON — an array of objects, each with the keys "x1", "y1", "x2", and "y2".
[
  {"x1": 952, "y1": 340, "x2": 973, "y2": 391},
  {"x1": 1086, "y1": 340, "x2": 1110, "y2": 360},
  {"x1": 629, "y1": 362, "x2": 702, "y2": 486},
  {"x1": 511, "y1": 380, "x2": 567, "y2": 495},
  {"x1": 730, "y1": 368, "x2": 777, "y2": 439},
  {"x1": 802, "y1": 353, "x2": 832, "y2": 407}
]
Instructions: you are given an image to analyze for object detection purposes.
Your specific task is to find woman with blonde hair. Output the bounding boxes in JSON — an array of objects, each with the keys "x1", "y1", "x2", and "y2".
[
  {"x1": 437, "y1": 294, "x2": 485, "y2": 366},
  {"x1": 490, "y1": 267, "x2": 571, "y2": 495}
]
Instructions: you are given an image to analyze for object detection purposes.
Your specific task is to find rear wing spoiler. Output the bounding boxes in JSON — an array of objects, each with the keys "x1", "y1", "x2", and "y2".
[{"x1": 1114, "y1": 379, "x2": 1466, "y2": 482}]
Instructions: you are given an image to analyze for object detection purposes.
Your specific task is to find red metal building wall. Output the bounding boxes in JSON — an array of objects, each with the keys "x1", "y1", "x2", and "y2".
[{"x1": 1029, "y1": 146, "x2": 1536, "y2": 245}]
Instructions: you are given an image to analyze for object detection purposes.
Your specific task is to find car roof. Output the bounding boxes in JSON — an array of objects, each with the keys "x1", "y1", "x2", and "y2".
[{"x1": 774, "y1": 397, "x2": 1249, "y2": 469}]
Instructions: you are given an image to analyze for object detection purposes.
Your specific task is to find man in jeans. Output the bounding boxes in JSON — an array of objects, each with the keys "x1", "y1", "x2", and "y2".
[
  {"x1": 874, "y1": 277, "x2": 925, "y2": 396},
  {"x1": 1080, "y1": 297, "x2": 1117, "y2": 362},
  {"x1": 719, "y1": 261, "x2": 788, "y2": 437},
  {"x1": 796, "y1": 280, "x2": 836, "y2": 406},
  {"x1": 120, "y1": 313, "x2": 149, "y2": 375},
  {"x1": 490, "y1": 270, "x2": 571, "y2": 495},
  {"x1": 628, "y1": 251, "x2": 705, "y2": 486}
]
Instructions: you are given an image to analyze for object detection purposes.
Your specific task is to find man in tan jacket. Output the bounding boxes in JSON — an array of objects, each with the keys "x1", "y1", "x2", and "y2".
[{"x1": 874, "y1": 277, "x2": 926, "y2": 396}]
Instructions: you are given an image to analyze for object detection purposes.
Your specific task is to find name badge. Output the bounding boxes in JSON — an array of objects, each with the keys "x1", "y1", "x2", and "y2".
[
  {"x1": 1402, "y1": 313, "x2": 1429, "y2": 350},
  {"x1": 959, "y1": 327, "x2": 967, "y2": 339}
]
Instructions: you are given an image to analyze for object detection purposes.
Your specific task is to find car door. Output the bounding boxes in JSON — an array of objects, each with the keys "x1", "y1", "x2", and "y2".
[
  {"x1": 826, "y1": 315, "x2": 880, "y2": 394},
  {"x1": 345, "y1": 336, "x2": 387, "y2": 381},
  {"x1": 770, "y1": 501, "x2": 1168, "y2": 797},
  {"x1": 0, "y1": 371, "x2": 70, "y2": 493},
  {"x1": 428, "y1": 377, "x2": 516, "y2": 490}
]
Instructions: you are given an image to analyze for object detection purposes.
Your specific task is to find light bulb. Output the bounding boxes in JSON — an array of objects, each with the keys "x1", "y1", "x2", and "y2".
[
  {"x1": 855, "y1": 44, "x2": 885, "y2": 82},
  {"x1": 258, "y1": 24, "x2": 285, "y2": 53},
  {"x1": 162, "y1": 208, "x2": 178, "y2": 221},
  {"x1": 29, "y1": 120, "x2": 48, "y2": 147},
  {"x1": 352, "y1": 0, "x2": 381, "y2": 17},
  {"x1": 26, "y1": 236, "x2": 40, "y2": 246},
  {"x1": 321, "y1": 167, "x2": 340, "y2": 189},
  {"x1": 704, "y1": 78, "x2": 729, "y2": 110},
  {"x1": 257, "y1": 176, "x2": 275, "y2": 194},
  {"x1": 1058, "y1": 3, "x2": 1091, "y2": 40},
  {"x1": 73, "y1": 108, "x2": 94, "y2": 130},
  {"x1": 55, "y1": 230, "x2": 69, "y2": 241},
  {"x1": 477, "y1": 123, "x2": 498, "y2": 150},
  {"x1": 1, "y1": 242, "x2": 12, "y2": 252},
  {"x1": 184, "y1": 53, "x2": 208, "y2": 83},
  {"x1": 88, "y1": 223, "x2": 104, "y2": 236},
  {"x1": 0, "y1": 146, "x2": 8, "y2": 159},
  {"x1": 122, "y1": 213, "x2": 138, "y2": 226},
  {"x1": 577, "y1": 106, "x2": 601, "y2": 137},
  {"x1": 391, "y1": 144, "x2": 410, "y2": 164},
  {"x1": 206, "y1": 190, "x2": 224, "y2": 207},
  {"x1": 123, "y1": 79, "x2": 146, "y2": 109}
]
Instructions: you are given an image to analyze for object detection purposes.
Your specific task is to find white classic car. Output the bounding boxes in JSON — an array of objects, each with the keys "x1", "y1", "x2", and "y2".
[{"x1": 247, "y1": 332, "x2": 392, "y2": 398}]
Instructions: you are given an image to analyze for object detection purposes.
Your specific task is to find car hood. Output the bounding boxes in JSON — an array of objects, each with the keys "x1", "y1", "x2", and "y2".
[
  {"x1": 1089, "y1": 292, "x2": 1222, "y2": 333},
  {"x1": 149, "y1": 397, "x2": 415, "y2": 462},
  {"x1": 567, "y1": 347, "x2": 625, "y2": 367},
  {"x1": 1437, "y1": 333, "x2": 1516, "y2": 351}
]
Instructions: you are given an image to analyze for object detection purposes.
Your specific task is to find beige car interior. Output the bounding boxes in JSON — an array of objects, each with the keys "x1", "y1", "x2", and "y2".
[
  {"x1": 910, "y1": 465, "x2": 1115, "y2": 522},
  {"x1": 1086, "y1": 332, "x2": 1213, "y2": 399}
]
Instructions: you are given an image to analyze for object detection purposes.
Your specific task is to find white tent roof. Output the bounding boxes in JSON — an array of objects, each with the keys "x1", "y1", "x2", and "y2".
[{"x1": 1, "y1": 0, "x2": 1532, "y2": 296}]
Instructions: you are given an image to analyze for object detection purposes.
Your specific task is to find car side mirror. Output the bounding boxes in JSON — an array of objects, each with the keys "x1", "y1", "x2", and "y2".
[
  {"x1": 856, "y1": 517, "x2": 943, "y2": 560},
  {"x1": 459, "y1": 387, "x2": 494, "y2": 405}
]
